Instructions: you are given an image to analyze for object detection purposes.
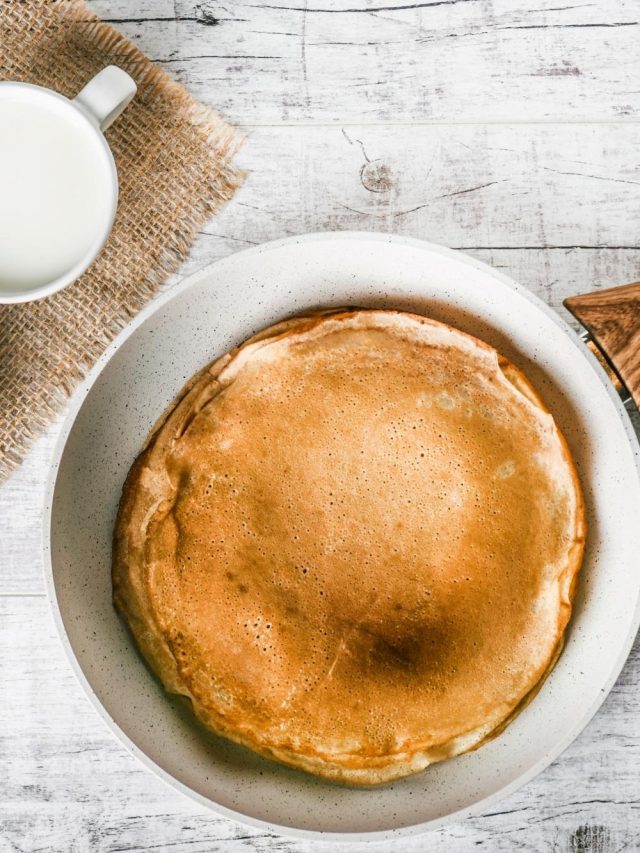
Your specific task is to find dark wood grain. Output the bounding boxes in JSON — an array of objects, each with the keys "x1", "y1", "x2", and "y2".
[{"x1": 564, "y1": 282, "x2": 640, "y2": 408}]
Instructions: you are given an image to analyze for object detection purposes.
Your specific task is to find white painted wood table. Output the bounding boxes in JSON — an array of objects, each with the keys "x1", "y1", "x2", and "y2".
[{"x1": 3, "y1": 1, "x2": 640, "y2": 850}]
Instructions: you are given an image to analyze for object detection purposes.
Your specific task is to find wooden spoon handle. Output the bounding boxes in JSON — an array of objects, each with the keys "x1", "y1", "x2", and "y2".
[{"x1": 564, "y1": 282, "x2": 640, "y2": 409}]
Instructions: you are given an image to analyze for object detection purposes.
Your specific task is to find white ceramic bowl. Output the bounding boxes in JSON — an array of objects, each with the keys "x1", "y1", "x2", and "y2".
[{"x1": 45, "y1": 233, "x2": 640, "y2": 841}]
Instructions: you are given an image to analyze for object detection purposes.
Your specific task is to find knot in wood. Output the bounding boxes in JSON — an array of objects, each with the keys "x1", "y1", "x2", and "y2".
[{"x1": 360, "y1": 159, "x2": 394, "y2": 193}]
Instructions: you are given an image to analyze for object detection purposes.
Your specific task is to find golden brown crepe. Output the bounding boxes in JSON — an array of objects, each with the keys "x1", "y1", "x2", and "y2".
[{"x1": 113, "y1": 309, "x2": 586, "y2": 786}]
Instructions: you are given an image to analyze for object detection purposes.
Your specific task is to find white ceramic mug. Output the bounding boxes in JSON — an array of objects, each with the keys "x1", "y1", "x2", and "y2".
[{"x1": 0, "y1": 66, "x2": 136, "y2": 304}]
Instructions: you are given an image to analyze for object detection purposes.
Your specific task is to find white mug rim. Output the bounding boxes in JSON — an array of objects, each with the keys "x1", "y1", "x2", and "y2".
[{"x1": 0, "y1": 81, "x2": 119, "y2": 304}]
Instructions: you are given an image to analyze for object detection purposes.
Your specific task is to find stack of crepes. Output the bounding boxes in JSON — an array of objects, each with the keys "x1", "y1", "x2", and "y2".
[{"x1": 114, "y1": 309, "x2": 585, "y2": 785}]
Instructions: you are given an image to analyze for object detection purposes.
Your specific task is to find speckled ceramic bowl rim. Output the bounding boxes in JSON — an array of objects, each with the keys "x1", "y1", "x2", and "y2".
[{"x1": 43, "y1": 232, "x2": 640, "y2": 842}]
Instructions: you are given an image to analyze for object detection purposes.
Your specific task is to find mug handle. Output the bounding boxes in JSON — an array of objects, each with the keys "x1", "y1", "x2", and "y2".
[{"x1": 73, "y1": 66, "x2": 137, "y2": 131}]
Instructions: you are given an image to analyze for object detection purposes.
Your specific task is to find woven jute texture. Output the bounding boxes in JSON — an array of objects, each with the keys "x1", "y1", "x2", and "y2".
[{"x1": 0, "y1": 0, "x2": 243, "y2": 483}]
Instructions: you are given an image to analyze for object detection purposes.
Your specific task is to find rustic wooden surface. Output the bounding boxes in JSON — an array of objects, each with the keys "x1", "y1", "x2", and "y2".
[{"x1": 3, "y1": 1, "x2": 640, "y2": 850}]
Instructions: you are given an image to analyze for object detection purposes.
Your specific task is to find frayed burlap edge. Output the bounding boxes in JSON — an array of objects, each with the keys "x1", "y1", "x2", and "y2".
[{"x1": 0, "y1": 0, "x2": 244, "y2": 483}]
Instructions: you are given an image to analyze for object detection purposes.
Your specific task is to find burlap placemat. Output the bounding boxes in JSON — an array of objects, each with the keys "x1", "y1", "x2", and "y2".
[{"x1": 0, "y1": 0, "x2": 243, "y2": 483}]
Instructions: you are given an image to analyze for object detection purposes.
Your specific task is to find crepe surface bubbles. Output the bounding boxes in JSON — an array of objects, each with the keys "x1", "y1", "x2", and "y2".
[{"x1": 113, "y1": 309, "x2": 586, "y2": 785}]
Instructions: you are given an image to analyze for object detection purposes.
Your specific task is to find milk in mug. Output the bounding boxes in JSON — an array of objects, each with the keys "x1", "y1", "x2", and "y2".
[
  {"x1": 0, "y1": 68, "x2": 136, "y2": 303},
  {"x1": 0, "y1": 87, "x2": 114, "y2": 292}
]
